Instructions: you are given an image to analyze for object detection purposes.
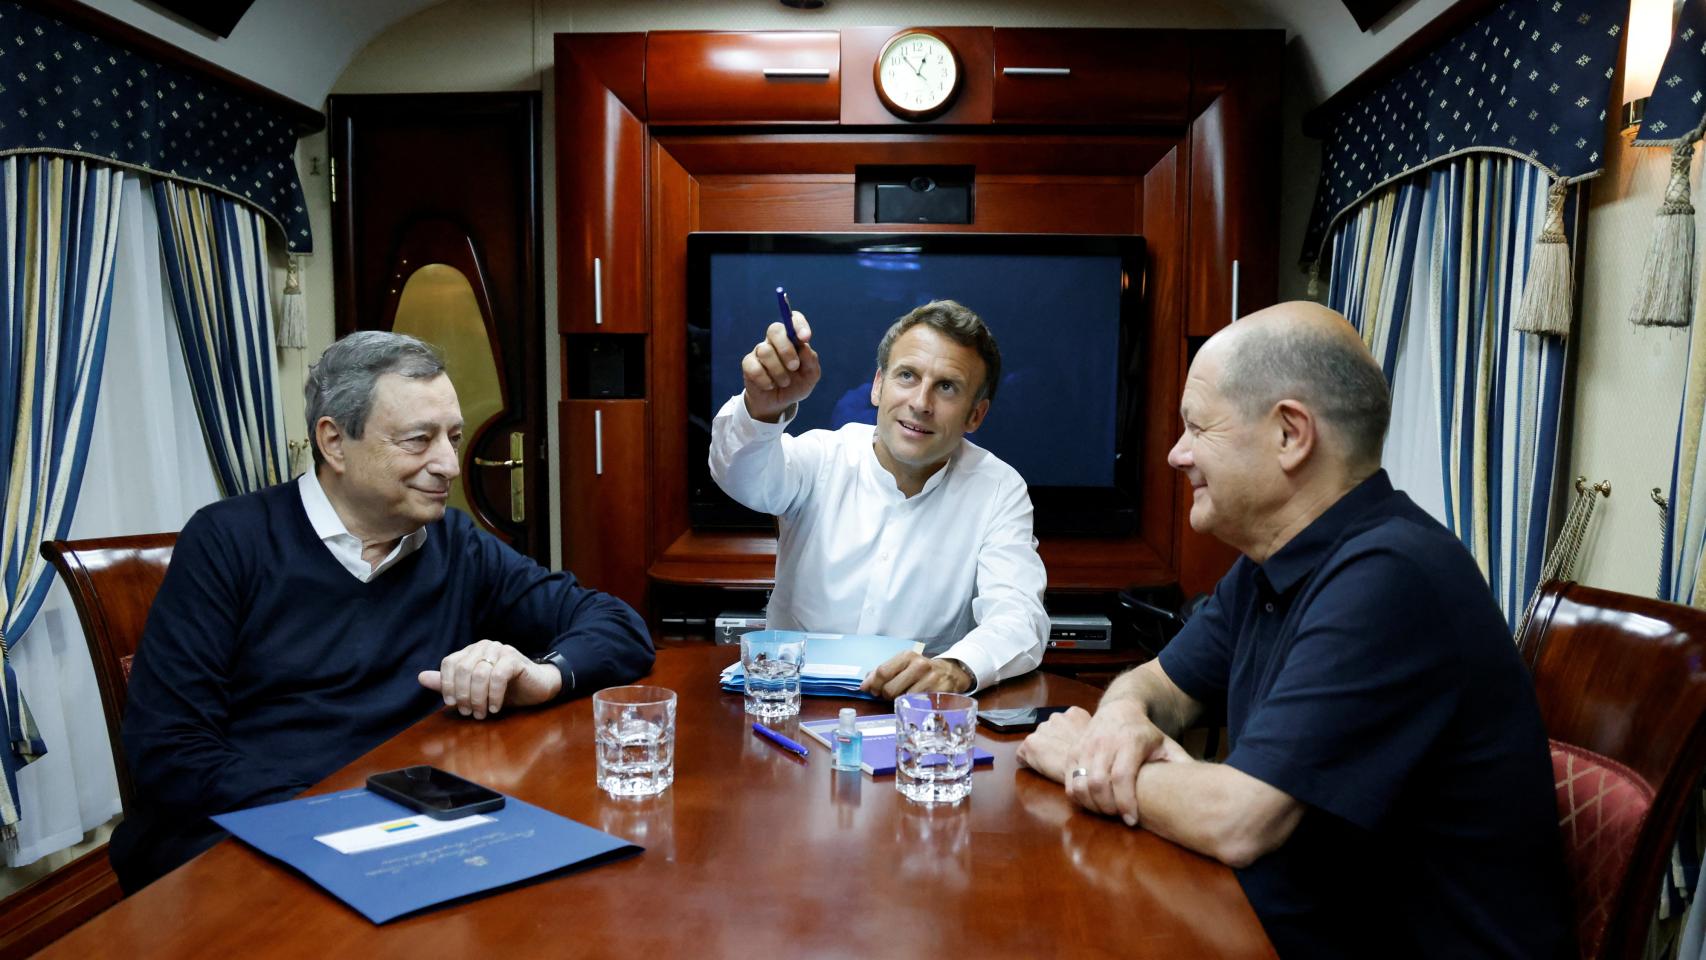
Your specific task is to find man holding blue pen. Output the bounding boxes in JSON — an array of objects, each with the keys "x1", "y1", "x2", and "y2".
[{"x1": 709, "y1": 299, "x2": 1049, "y2": 697}]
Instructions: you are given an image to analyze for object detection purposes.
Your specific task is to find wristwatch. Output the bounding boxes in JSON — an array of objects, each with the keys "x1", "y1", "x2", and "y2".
[{"x1": 533, "y1": 649, "x2": 575, "y2": 700}]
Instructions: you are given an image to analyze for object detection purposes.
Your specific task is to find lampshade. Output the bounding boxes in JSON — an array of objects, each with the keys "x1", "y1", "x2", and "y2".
[{"x1": 1624, "y1": 0, "x2": 1676, "y2": 125}]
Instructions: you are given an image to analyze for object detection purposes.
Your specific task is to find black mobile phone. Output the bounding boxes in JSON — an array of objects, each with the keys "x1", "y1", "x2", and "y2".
[
  {"x1": 977, "y1": 706, "x2": 1070, "y2": 733},
  {"x1": 366, "y1": 765, "x2": 505, "y2": 820}
]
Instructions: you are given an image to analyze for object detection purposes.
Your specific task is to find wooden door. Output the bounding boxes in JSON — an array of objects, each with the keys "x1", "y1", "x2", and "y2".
[{"x1": 328, "y1": 93, "x2": 548, "y2": 562}]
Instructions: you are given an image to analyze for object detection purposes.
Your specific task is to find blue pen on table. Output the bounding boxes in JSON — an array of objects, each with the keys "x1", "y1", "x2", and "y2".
[
  {"x1": 775, "y1": 286, "x2": 799, "y2": 345},
  {"x1": 751, "y1": 722, "x2": 810, "y2": 760}
]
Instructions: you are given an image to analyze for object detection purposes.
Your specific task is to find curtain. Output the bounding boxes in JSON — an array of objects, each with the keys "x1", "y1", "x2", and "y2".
[
  {"x1": 1326, "y1": 155, "x2": 1569, "y2": 632},
  {"x1": 0, "y1": 1, "x2": 315, "y2": 252},
  {"x1": 0, "y1": 155, "x2": 123, "y2": 845},
  {"x1": 1431, "y1": 156, "x2": 1569, "y2": 631},
  {"x1": 7, "y1": 173, "x2": 223, "y2": 867},
  {"x1": 1329, "y1": 180, "x2": 1448, "y2": 520},
  {"x1": 151, "y1": 180, "x2": 289, "y2": 497},
  {"x1": 1662, "y1": 287, "x2": 1706, "y2": 606},
  {"x1": 1659, "y1": 154, "x2": 1706, "y2": 952},
  {"x1": 1328, "y1": 178, "x2": 1429, "y2": 384}
]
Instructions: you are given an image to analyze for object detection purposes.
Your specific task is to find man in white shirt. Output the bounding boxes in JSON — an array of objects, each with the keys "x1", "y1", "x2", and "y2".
[{"x1": 709, "y1": 300, "x2": 1048, "y2": 696}]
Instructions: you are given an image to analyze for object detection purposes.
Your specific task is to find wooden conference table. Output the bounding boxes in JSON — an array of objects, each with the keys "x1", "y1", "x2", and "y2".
[{"x1": 43, "y1": 644, "x2": 1274, "y2": 959}]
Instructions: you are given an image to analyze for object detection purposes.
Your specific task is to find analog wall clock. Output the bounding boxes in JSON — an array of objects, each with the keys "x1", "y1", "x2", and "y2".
[{"x1": 873, "y1": 30, "x2": 962, "y2": 121}]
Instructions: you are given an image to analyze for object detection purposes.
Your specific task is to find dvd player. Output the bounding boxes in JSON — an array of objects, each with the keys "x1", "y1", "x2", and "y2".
[{"x1": 1047, "y1": 614, "x2": 1114, "y2": 651}]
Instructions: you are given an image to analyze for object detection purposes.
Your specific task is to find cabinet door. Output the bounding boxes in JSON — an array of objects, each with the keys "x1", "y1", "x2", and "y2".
[
  {"x1": 562, "y1": 399, "x2": 651, "y2": 612},
  {"x1": 557, "y1": 34, "x2": 648, "y2": 334},
  {"x1": 992, "y1": 29, "x2": 1189, "y2": 124},
  {"x1": 647, "y1": 31, "x2": 841, "y2": 124},
  {"x1": 1185, "y1": 31, "x2": 1282, "y2": 337}
]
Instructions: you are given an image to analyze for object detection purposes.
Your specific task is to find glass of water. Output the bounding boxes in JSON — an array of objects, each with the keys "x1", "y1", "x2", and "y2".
[
  {"x1": 894, "y1": 691, "x2": 978, "y2": 804},
  {"x1": 741, "y1": 632, "x2": 805, "y2": 719},
  {"x1": 593, "y1": 685, "x2": 677, "y2": 798}
]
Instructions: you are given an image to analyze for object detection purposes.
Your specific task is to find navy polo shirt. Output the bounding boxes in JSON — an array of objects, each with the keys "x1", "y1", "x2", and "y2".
[{"x1": 1159, "y1": 471, "x2": 1568, "y2": 959}]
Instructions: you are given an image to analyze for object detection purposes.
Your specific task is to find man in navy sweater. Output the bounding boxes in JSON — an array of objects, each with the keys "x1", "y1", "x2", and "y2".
[{"x1": 111, "y1": 331, "x2": 654, "y2": 892}]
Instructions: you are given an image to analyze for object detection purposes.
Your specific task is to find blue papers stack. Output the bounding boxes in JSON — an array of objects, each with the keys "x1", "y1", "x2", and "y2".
[
  {"x1": 213, "y1": 788, "x2": 640, "y2": 923},
  {"x1": 718, "y1": 631, "x2": 923, "y2": 699}
]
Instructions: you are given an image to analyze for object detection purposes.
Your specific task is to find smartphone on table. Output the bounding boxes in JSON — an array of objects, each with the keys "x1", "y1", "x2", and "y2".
[
  {"x1": 977, "y1": 706, "x2": 1070, "y2": 733},
  {"x1": 366, "y1": 765, "x2": 505, "y2": 820}
]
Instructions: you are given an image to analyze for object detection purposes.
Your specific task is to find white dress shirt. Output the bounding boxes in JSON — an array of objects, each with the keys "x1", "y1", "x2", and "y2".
[
  {"x1": 709, "y1": 394, "x2": 1048, "y2": 692},
  {"x1": 298, "y1": 469, "x2": 428, "y2": 583}
]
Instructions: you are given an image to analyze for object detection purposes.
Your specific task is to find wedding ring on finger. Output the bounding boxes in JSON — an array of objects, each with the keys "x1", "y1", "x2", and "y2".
[{"x1": 1070, "y1": 767, "x2": 1090, "y2": 780}]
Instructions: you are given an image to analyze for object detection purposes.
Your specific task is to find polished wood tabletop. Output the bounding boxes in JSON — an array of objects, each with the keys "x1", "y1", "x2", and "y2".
[{"x1": 43, "y1": 644, "x2": 1274, "y2": 959}]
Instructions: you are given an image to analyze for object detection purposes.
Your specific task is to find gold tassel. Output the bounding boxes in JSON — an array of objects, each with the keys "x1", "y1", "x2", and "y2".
[
  {"x1": 277, "y1": 255, "x2": 308, "y2": 350},
  {"x1": 1630, "y1": 141, "x2": 1697, "y2": 328},
  {"x1": 1514, "y1": 177, "x2": 1573, "y2": 336}
]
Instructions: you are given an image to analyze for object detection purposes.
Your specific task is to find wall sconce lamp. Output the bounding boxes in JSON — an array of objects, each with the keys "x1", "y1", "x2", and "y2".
[{"x1": 1623, "y1": 0, "x2": 1676, "y2": 133}]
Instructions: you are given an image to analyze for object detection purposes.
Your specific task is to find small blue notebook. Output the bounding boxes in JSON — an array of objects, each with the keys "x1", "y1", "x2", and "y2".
[
  {"x1": 797, "y1": 713, "x2": 994, "y2": 776},
  {"x1": 718, "y1": 631, "x2": 923, "y2": 699},
  {"x1": 213, "y1": 788, "x2": 641, "y2": 923}
]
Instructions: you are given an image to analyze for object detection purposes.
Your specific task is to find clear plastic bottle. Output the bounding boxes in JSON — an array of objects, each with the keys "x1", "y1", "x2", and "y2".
[{"x1": 833, "y1": 708, "x2": 863, "y2": 772}]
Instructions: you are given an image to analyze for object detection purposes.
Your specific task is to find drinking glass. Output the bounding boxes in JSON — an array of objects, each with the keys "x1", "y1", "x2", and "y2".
[
  {"x1": 593, "y1": 685, "x2": 677, "y2": 798},
  {"x1": 741, "y1": 632, "x2": 805, "y2": 719},
  {"x1": 894, "y1": 691, "x2": 978, "y2": 804}
]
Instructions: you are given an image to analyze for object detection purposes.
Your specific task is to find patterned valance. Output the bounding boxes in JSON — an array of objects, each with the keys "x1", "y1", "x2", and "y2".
[
  {"x1": 1304, "y1": 0, "x2": 1623, "y2": 264},
  {"x1": 0, "y1": 2, "x2": 313, "y2": 252},
  {"x1": 1633, "y1": 0, "x2": 1706, "y2": 146}
]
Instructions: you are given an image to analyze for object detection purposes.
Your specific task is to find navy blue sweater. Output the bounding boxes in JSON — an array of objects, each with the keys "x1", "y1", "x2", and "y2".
[{"x1": 110, "y1": 481, "x2": 653, "y2": 890}]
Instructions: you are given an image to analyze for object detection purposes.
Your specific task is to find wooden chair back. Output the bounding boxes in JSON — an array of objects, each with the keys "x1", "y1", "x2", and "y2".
[
  {"x1": 1519, "y1": 579, "x2": 1706, "y2": 960},
  {"x1": 38, "y1": 533, "x2": 176, "y2": 813}
]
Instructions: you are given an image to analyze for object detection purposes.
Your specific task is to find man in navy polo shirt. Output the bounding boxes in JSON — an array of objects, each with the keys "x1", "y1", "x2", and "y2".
[{"x1": 1018, "y1": 301, "x2": 1567, "y2": 958}]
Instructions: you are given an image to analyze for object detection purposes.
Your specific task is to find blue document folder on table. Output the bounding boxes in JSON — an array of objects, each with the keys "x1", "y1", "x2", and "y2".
[
  {"x1": 718, "y1": 631, "x2": 924, "y2": 699},
  {"x1": 212, "y1": 788, "x2": 640, "y2": 923}
]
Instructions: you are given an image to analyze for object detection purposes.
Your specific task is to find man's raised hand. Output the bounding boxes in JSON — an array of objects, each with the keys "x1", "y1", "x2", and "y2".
[{"x1": 742, "y1": 312, "x2": 821, "y2": 422}]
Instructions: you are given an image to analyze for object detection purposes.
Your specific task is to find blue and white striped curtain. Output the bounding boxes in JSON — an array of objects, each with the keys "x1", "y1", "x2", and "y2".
[
  {"x1": 1432, "y1": 157, "x2": 1569, "y2": 628},
  {"x1": 1328, "y1": 178, "x2": 1429, "y2": 385},
  {"x1": 1657, "y1": 170, "x2": 1706, "y2": 941},
  {"x1": 0, "y1": 155, "x2": 123, "y2": 844},
  {"x1": 151, "y1": 180, "x2": 289, "y2": 496},
  {"x1": 1661, "y1": 296, "x2": 1706, "y2": 605},
  {"x1": 1328, "y1": 155, "x2": 1569, "y2": 631}
]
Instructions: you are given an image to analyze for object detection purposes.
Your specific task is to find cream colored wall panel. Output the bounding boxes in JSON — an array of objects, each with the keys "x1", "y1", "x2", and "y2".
[{"x1": 1567, "y1": 136, "x2": 1697, "y2": 597}]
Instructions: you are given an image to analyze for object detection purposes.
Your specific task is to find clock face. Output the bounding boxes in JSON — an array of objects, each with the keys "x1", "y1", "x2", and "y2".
[{"x1": 875, "y1": 31, "x2": 960, "y2": 120}]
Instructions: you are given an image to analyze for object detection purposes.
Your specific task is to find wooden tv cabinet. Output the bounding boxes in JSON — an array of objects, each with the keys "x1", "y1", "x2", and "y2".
[{"x1": 555, "y1": 27, "x2": 1280, "y2": 617}]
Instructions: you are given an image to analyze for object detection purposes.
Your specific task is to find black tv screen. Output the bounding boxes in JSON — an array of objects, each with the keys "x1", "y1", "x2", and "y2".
[{"x1": 686, "y1": 232, "x2": 1145, "y2": 535}]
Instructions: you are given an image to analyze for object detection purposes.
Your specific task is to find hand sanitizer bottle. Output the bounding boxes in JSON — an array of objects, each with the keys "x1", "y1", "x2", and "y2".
[{"x1": 833, "y1": 708, "x2": 862, "y2": 772}]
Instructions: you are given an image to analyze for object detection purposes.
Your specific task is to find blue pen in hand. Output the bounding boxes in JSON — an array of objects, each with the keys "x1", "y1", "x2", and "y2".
[
  {"x1": 752, "y1": 722, "x2": 810, "y2": 760},
  {"x1": 775, "y1": 286, "x2": 800, "y2": 345}
]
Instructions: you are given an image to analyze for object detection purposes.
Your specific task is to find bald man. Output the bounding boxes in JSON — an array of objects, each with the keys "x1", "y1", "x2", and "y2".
[{"x1": 1018, "y1": 303, "x2": 1567, "y2": 959}]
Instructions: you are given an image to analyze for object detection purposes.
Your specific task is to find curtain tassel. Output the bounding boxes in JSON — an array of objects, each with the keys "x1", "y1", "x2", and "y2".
[
  {"x1": 1514, "y1": 177, "x2": 1574, "y2": 337},
  {"x1": 1306, "y1": 259, "x2": 1322, "y2": 300},
  {"x1": 1630, "y1": 140, "x2": 1697, "y2": 328},
  {"x1": 276, "y1": 255, "x2": 307, "y2": 350}
]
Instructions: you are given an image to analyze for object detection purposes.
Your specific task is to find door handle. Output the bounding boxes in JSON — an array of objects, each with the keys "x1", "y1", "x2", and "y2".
[{"x1": 472, "y1": 431, "x2": 526, "y2": 523}]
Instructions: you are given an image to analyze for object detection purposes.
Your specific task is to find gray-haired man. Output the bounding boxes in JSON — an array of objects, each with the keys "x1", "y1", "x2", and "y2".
[{"x1": 113, "y1": 331, "x2": 653, "y2": 892}]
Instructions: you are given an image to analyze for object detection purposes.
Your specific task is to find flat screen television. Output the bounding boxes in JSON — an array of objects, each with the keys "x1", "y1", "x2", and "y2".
[{"x1": 686, "y1": 232, "x2": 1146, "y2": 536}]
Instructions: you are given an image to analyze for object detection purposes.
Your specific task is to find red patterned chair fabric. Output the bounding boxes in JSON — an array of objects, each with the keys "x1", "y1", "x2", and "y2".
[{"x1": 1551, "y1": 741, "x2": 1654, "y2": 960}]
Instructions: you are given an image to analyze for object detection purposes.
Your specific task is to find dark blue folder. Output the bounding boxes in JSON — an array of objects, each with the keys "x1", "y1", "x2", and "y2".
[{"x1": 213, "y1": 788, "x2": 640, "y2": 923}]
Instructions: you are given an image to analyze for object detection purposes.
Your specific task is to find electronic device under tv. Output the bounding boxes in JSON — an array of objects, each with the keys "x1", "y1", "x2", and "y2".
[{"x1": 686, "y1": 232, "x2": 1146, "y2": 536}]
